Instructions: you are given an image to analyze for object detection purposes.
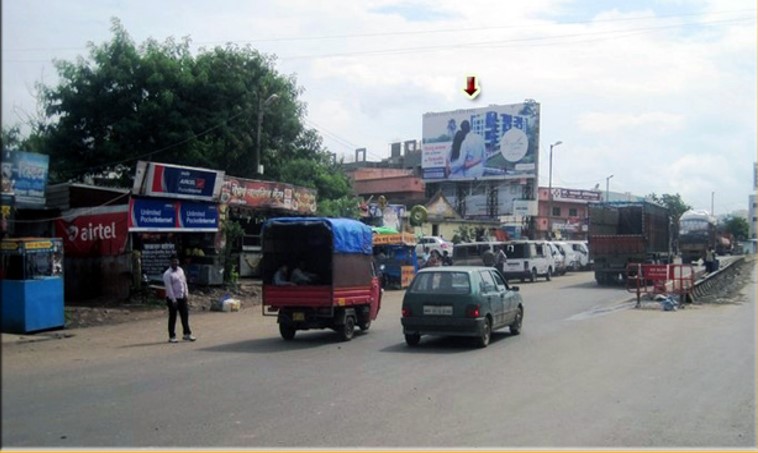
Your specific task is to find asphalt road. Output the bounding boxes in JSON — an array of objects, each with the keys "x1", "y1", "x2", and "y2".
[{"x1": 2, "y1": 266, "x2": 755, "y2": 449}]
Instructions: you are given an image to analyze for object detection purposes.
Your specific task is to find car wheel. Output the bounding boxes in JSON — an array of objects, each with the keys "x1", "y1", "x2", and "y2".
[
  {"x1": 529, "y1": 268, "x2": 537, "y2": 282},
  {"x1": 279, "y1": 323, "x2": 296, "y2": 341},
  {"x1": 340, "y1": 316, "x2": 355, "y2": 341},
  {"x1": 358, "y1": 317, "x2": 371, "y2": 332},
  {"x1": 477, "y1": 317, "x2": 492, "y2": 348},
  {"x1": 546, "y1": 267, "x2": 552, "y2": 281},
  {"x1": 510, "y1": 307, "x2": 523, "y2": 335},
  {"x1": 405, "y1": 333, "x2": 421, "y2": 346}
]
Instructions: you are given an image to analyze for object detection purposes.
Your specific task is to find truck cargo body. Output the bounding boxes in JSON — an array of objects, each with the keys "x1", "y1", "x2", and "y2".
[
  {"x1": 261, "y1": 217, "x2": 381, "y2": 341},
  {"x1": 588, "y1": 202, "x2": 671, "y2": 284}
]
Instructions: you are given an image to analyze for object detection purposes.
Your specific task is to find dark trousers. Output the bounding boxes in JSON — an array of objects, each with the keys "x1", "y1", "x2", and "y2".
[{"x1": 167, "y1": 297, "x2": 191, "y2": 338}]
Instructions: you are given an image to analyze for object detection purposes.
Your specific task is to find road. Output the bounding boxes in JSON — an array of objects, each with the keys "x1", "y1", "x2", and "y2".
[{"x1": 2, "y1": 266, "x2": 755, "y2": 449}]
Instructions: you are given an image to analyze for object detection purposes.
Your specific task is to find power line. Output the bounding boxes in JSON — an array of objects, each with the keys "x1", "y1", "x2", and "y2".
[{"x1": 5, "y1": 8, "x2": 754, "y2": 53}]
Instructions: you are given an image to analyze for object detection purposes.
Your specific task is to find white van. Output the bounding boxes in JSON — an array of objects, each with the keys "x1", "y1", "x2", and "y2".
[
  {"x1": 553, "y1": 241, "x2": 579, "y2": 272},
  {"x1": 502, "y1": 240, "x2": 554, "y2": 282},
  {"x1": 565, "y1": 240, "x2": 590, "y2": 270}
]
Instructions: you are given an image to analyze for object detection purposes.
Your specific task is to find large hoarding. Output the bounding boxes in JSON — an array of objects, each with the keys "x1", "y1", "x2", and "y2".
[
  {"x1": 220, "y1": 177, "x2": 318, "y2": 214},
  {"x1": 132, "y1": 161, "x2": 224, "y2": 202},
  {"x1": 422, "y1": 102, "x2": 540, "y2": 182}
]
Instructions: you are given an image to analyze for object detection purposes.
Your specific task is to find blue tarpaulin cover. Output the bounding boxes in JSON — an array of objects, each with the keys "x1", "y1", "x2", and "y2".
[{"x1": 263, "y1": 217, "x2": 373, "y2": 255}]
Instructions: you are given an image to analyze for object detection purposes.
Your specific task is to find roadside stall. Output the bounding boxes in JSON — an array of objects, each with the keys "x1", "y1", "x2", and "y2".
[
  {"x1": 372, "y1": 230, "x2": 418, "y2": 289},
  {"x1": 1, "y1": 237, "x2": 65, "y2": 333}
]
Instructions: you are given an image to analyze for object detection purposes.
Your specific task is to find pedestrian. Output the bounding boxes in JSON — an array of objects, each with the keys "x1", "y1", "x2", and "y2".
[
  {"x1": 496, "y1": 246, "x2": 507, "y2": 275},
  {"x1": 442, "y1": 250, "x2": 453, "y2": 266},
  {"x1": 163, "y1": 255, "x2": 196, "y2": 343},
  {"x1": 704, "y1": 246, "x2": 715, "y2": 274}
]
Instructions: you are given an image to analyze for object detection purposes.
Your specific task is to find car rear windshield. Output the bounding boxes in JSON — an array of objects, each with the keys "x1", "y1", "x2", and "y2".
[{"x1": 409, "y1": 271, "x2": 471, "y2": 294}]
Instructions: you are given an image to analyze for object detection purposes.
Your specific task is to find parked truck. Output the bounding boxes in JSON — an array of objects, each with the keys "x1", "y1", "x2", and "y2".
[
  {"x1": 588, "y1": 201, "x2": 671, "y2": 285},
  {"x1": 261, "y1": 217, "x2": 382, "y2": 341},
  {"x1": 678, "y1": 209, "x2": 717, "y2": 264}
]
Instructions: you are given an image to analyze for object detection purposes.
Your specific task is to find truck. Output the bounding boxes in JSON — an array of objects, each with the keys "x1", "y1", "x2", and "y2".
[
  {"x1": 678, "y1": 209, "x2": 717, "y2": 263},
  {"x1": 261, "y1": 217, "x2": 382, "y2": 341},
  {"x1": 588, "y1": 201, "x2": 671, "y2": 285}
]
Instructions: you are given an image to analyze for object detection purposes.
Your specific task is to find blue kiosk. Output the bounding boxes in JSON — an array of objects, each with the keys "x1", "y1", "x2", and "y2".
[{"x1": 1, "y1": 238, "x2": 65, "y2": 333}]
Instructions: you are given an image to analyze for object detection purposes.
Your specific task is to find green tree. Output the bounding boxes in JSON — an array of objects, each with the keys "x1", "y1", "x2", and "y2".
[
  {"x1": 647, "y1": 192, "x2": 691, "y2": 222},
  {"x1": 34, "y1": 19, "x2": 312, "y2": 185},
  {"x1": 722, "y1": 216, "x2": 750, "y2": 241}
]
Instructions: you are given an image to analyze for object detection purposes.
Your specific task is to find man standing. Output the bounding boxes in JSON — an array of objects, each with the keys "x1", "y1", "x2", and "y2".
[
  {"x1": 163, "y1": 256, "x2": 196, "y2": 343},
  {"x1": 704, "y1": 246, "x2": 716, "y2": 274}
]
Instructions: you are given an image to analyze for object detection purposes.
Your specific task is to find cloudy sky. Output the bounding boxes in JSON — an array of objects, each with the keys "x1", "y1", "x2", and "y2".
[{"x1": 3, "y1": 0, "x2": 756, "y2": 215}]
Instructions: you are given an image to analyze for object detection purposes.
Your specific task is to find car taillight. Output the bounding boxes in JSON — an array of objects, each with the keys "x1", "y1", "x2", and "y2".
[
  {"x1": 402, "y1": 307, "x2": 412, "y2": 317},
  {"x1": 466, "y1": 304, "x2": 480, "y2": 318}
]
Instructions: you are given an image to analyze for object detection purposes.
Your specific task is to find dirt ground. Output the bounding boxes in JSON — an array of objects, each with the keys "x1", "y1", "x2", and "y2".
[{"x1": 63, "y1": 280, "x2": 261, "y2": 329}]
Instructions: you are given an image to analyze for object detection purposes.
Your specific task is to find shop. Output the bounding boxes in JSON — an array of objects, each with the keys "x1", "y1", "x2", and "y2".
[
  {"x1": 131, "y1": 161, "x2": 225, "y2": 285},
  {"x1": 220, "y1": 176, "x2": 317, "y2": 278}
]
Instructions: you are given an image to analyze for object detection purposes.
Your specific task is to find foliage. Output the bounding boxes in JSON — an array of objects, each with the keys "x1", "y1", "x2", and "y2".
[
  {"x1": 452, "y1": 225, "x2": 475, "y2": 244},
  {"x1": 721, "y1": 216, "x2": 750, "y2": 241},
  {"x1": 647, "y1": 192, "x2": 691, "y2": 222},
  {"x1": 317, "y1": 196, "x2": 361, "y2": 218}
]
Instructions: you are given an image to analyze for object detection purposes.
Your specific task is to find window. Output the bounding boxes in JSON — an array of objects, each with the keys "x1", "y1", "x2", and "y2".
[
  {"x1": 478, "y1": 270, "x2": 496, "y2": 292},
  {"x1": 490, "y1": 270, "x2": 507, "y2": 290},
  {"x1": 569, "y1": 208, "x2": 578, "y2": 217},
  {"x1": 552, "y1": 207, "x2": 560, "y2": 216}
]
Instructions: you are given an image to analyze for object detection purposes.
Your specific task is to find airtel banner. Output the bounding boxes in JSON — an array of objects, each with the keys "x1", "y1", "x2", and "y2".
[{"x1": 54, "y1": 205, "x2": 129, "y2": 257}]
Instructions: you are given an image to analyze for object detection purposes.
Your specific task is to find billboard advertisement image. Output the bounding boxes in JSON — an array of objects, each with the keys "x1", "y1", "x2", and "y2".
[{"x1": 422, "y1": 102, "x2": 540, "y2": 182}]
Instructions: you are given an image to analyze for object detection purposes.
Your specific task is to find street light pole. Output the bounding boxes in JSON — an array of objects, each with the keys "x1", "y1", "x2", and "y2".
[
  {"x1": 605, "y1": 174, "x2": 614, "y2": 202},
  {"x1": 547, "y1": 141, "x2": 563, "y2": 239},
  {"x1": 255, "y1": 93, "x2": 280, "y2": 177}
]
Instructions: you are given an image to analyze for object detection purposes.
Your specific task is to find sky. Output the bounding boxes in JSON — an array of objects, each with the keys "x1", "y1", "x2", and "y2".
[{"x1": 2, "y1": 0, "x2": 756, "y2": 216}]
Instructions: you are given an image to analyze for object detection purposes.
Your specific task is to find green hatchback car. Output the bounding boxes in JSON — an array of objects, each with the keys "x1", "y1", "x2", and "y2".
[{"x1": 401, "y1": 266, "x2": 524, "y2": 347}]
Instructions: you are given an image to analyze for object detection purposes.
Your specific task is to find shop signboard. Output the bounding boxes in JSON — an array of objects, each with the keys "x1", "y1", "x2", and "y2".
[
  {"x1": 1, "y1": 150, "x2": 50, "y2": 206},
  {"x1": 220, "y1": 177, "x2": 318, "y2": 214},
  {"x1": 128, "y1": 197, "x2": 218, "y2": 232},
  {"x1": 133, "y1": 161, "x2": 224, "y2": 202},
  {"x1": 551, "y1": 188, "x2": 602, "y2": 203},
  {"x1": 421, "y1": 102, "x2": 540, "y2": 182},
  {"x1": 54, "y1": 205, "x2": 129, "y2": 257}
]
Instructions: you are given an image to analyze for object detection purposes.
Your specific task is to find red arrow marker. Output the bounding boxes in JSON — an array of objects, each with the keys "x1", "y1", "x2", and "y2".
[{"x1": 463, "y1": 76, "x2": 480, "y2": 99}]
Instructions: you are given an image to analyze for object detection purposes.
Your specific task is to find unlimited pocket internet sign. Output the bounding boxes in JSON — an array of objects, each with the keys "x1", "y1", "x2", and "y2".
[{"x1": 128, "y1": 197, "x2": 218, "y2": 232}]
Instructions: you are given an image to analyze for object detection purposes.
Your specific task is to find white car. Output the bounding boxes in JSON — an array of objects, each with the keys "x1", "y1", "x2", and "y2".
[
  {"x1": 565, "y1": 240, "x2": 591, "y2": 270},
  {"x1": 553, "y1": 241, "x2": 580, "y2": 272},
  {"x1": 416, "y1": 236, "x2": 454, "y2": 259}
]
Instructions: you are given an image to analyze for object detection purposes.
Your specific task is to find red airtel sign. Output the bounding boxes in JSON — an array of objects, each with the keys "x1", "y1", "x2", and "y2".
[{"x1": 54, "y1": 206, "x2": 129, "y2": 257}]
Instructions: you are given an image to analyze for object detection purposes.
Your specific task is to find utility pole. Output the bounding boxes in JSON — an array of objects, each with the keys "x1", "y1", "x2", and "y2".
[{"x1": 255, "y1": 92, "x2": 280, "y2": 177}]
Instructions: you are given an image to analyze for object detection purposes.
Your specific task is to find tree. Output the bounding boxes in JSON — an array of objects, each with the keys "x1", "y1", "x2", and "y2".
[
  {"x1": 33, "y1": 19, "x2": 314, "y2": 185},
  {"x1": 722, "y1": 216, "x2": 750, "y2": 241},
  {"x1": 647, "y1": 192, "x2": 691, "y2": 222}
]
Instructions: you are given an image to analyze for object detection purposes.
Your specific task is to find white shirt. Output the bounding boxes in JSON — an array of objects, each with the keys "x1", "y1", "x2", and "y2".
[
  {"x1": 461, "y1": 132, "x2": 486, "y2": 177},
  {"x1": 163, "y1": 267, "x2": 188, "y2": 301}
]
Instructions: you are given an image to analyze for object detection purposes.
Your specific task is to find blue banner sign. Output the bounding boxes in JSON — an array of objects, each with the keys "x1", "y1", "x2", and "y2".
[
  {"x1": 1, "y1": 150, "x2": 50, "y2": 206},
  {"x1": 128, "y1": 197, "x2": 218, "y2": 232}
]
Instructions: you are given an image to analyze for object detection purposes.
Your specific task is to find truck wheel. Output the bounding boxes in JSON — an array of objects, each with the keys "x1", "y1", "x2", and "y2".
[
  {"x1": 358, "y1": 318, "x2": 371, "y2": 331},
  {"x1": 340, "y1": 316, "x2": 355, "y2": 341},
  {"x1": 529, "y1": 268, "x2": 537, "y2": 282},
  {"x1": 477, "y1": 317, "x2": 492, "y2": 348},
  {"x1": 405, "y1": 333, "x2": 421, "y2": 346},
  {"x1": 279, "y1": 323, "x2": 296, "y2": 341},
  {"x1": 545, "y1": 267, "x2": 552, "y2": 281}
]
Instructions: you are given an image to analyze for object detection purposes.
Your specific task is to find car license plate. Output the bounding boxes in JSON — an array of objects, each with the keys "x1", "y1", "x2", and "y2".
[
  {"x1": 293, "y1": 312, "x2": 305, "y2": 322},
  {"x1": 423, "y1": 305, "x2": 453, "y2": 316}
]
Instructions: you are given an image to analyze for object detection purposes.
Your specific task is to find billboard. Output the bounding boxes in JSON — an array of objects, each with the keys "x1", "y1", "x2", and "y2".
[
  {"x1": 220, "y1": 177, "x2": 318, "y2": 214},
  {"x1": 128, "y1": 197, "x2": 219, "y2": 232},
  {"x1": 1, "y1": 150, "x2": 50, "y2": 206},
  {"x1": 54, "y1": 205, "x2": 129, "y2": 257},
  {"x1": 133, "y1": 161, "x2": 224, "y2": 202},
  {"x1": 551, "y1": 188, "x2": 602, "y2": 203},
  {"x1": 422, "y1": 102, "x2": 540, "y2": 182}
]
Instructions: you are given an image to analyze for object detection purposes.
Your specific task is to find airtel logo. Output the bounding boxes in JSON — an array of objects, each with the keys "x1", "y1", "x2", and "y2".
[{"x1": 66, "y1": 222, "x2": 118, "y2": 242}]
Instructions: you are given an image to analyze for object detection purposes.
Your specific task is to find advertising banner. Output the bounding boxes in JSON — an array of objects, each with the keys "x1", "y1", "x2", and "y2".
[
  {"x1": 421, "y1": 102, "x2": 540, "y2": 182},
  {"x1": 220, "y1": 177, "x2": 318, "y2": 214},
  {"x1": 1, "y1": 150, "x2": 50, "y2": 206},
  {"x1": 133, "y1": 161, "x2": 224, "y2": 202},
  {"x1": 128, "y1": 197, "x2": 218, "y2": 232},
  {"x1": 54, "y1": 205, "x2": 129, "y2": 257},
  {"x1": 551, "y1": 188, "x2": 602, "y2": 203}
]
